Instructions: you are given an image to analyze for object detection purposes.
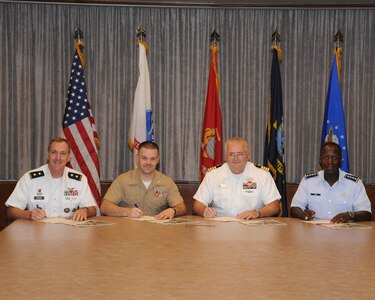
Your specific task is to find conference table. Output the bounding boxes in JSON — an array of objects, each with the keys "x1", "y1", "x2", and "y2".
[{"x1": 0, "y1": 216, "x2": 374, "y2": 300}]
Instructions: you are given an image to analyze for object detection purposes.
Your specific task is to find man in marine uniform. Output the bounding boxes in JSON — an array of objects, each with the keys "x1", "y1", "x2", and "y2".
[
  {"x1": 6, "y1": 137, "x2": 97, "y2": 221},
  {"x1": 100, "y1": 141, "x2": 186, "y2": 219},
  {"x1": 291, "y1": 142, "x2": 372, "y2": 222},
  {"x1": 193, "y1": 136, "x2": 281, "y2": 219}
]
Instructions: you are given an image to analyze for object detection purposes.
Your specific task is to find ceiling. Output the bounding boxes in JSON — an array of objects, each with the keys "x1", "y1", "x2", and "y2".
[{"x1": 11, "y1": 0, "x2": 375, "y2": 8}]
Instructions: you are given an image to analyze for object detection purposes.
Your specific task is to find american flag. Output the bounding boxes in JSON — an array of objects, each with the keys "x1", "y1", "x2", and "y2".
[{"x1": 62, "y1": 40, "x2": 101, "y2": 207}]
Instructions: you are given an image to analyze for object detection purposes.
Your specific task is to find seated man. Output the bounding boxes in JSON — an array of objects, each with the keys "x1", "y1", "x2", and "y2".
[
  {"x1": 5, "y1": 137, "x2": 97, "y2": 221},
  {"x1": 291, "y1": 142, "x2": 372, "y2": 223},
  {"x1": 193, "y1": 137, "x2": 281, "y2": 219},
  {"x1": 100, "y1": 141, "x2": 186, "y2": 219}
]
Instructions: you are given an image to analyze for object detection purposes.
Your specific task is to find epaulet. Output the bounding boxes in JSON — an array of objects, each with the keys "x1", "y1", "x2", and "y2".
[
  {"x1": 344, "y1": 173, "x2": 359, "y2": 182},
  {"x1": 68, "y1": 172, "x2": 82, "y2": 181},
  {"x1": 208, "y1": 163, "x2": 223, "y2": 172},
  {"x1": 305, "y1": 172, "x2": 318, "y2": 179},
  {"x1": 29, "y1": 170, "x2": 45, "y2": 179},
  {"x1": 255, "y1": 164, "x2": 269, "y2": 172}
]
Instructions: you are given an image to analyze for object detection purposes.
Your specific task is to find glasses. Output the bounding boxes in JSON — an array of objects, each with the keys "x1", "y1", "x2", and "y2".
[{"x1": 227, "y1": 152, "x2": 245, "y2": 159}]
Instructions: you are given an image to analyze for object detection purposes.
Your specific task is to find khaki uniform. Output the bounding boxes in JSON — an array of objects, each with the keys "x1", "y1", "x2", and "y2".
[{"x1": 104, "y1": 169, "x2": 183, "y2": 216}]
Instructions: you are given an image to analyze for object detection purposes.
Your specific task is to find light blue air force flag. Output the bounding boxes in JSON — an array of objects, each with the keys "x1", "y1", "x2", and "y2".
[{"x1": 321, "y1": 54, "x2": 350, "y2": 172}]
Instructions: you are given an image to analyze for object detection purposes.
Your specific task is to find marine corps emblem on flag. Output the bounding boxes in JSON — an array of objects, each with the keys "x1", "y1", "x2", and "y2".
[{"x1": 202, "y1": 128, "x2": 221, "y2": 160}]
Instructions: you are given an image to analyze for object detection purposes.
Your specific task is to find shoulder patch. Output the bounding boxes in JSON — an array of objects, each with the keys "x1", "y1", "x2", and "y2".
[
  {"x1": 29, "y1": 171, "x2": 45, "y2": 179},
  {"x1": 68, "y1": 172, "x2": 82, "y2": 181},
  {"x1": 255, "y1": 164, "x2": 269, "y2": 172},
  {"x1": 208, "y1": 163, "x2": 223, "y2": 172},
  {"x1": 344, "y1": 174, "x2": 359, "y2": 182},
  {"x1": 305, "y1": 172, "x2": 318, "y2": 179}
]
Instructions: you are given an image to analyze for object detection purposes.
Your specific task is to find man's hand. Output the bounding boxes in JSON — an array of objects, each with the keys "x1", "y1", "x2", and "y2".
[
  {"x1": 127, "y1": 207, "x2": 144, "y2": 218},
  {"x1": 30, "y1": 208, "x2": 46, "y2": 220},
  {"x1": 155, "y1": 208, "x2": 176, "y2": 220},
  {"x1": 203, "y1": 207, "x2": 217, "y2": 218},
  {"x1": 236, "y1": 210, "x2": 260, "y2": 220},
  {"x1": 69, "y1": 208, "x2": 89, "y2": 221},
  {"x1": 331, "y1": 212, "x2": 351, "y2": 223},
  {"x1": 302, "y1": 209, "x2": 315, "y2": 221}
]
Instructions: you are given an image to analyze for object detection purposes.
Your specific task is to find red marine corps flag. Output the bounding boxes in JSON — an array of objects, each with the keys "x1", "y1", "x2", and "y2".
[
  {"x1": 200, "y1": 30, "x2": 223, "y2": 181},
  {"x1": 62, "y1": 28, "x2": 101, "y2": 207}
]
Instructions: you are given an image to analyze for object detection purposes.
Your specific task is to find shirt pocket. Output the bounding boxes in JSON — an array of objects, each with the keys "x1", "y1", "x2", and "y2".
[
  {"x1": 213, "y1": 185, "x2": 232, "y2": 201},
  {"x1": 148, "y1": 186, "x2": 169, "y2": 208},
  {"x1": 334, "y1": 192, "x2": 354, "y2": 210}
]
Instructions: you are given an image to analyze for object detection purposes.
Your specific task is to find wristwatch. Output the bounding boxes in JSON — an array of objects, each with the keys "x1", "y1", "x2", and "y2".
[{"x1": 348, "y1": 211, "x2": 354, "y2": 220}]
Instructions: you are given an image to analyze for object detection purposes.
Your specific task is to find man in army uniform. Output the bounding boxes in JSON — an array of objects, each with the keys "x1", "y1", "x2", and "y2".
[
  {"x1": 291, "y1": 142, "x2": 372, "y2": 222},
  {"x1": 6, "y1": 138, "x2": 97, "y2": 221},
  {"x1": 193, "y1": 137, "x2": 281, "y2": 219}
]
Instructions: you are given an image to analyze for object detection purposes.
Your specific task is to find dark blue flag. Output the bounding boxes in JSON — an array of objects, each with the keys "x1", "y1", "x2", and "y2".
[
  {"x1": 263, "y1": 47, "x2": 287, "y2": 217},
  {"x1": 321, "y1": 52, "x2": 349, "y2": 172}
]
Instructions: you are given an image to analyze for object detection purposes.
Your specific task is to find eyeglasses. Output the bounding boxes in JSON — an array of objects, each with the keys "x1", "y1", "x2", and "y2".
[{"x1": 227, "y1": 152, "x2": 244, "y2": 159}]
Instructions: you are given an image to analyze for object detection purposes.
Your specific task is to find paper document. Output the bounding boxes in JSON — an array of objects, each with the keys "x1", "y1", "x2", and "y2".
[
  {"x1": 302, "y1": 219, "x2": 331, "y2": 224},
  {"x1": 38, "y1": 218, "x2": 114, "y2": 227},
  {"x1": 240, "y1": 219, "x2": 287, "y2": 226},
  {"x1": 210, "y1": 216, "x2": 240, "y2": 222},
  {"x1": 124, "y1": 216, "x2": 200, "y2": 225},
  {"x1": 318, "y1": 223, "x2": 372, "y2": 229}
]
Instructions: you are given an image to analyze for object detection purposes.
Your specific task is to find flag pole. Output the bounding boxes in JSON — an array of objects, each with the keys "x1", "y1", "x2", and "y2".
[
  {"x1": 320, "y1": 29, "x2": 349, "y2": 172},
  {"x1": 334, "y1": 29, "x2": 343, "y2": 82},
  {"x1": 263, "y1": 28, "x2": 287, "y2": 216},
  {"x1": 199, "y1": 29, "x2": 223, "y2": 181},
  {"x1": 62, "y1": 27, "x2": 101, "y2": 208},
  {"x1": 128, "y1": 25, "x2": 153, "y2": 166}
]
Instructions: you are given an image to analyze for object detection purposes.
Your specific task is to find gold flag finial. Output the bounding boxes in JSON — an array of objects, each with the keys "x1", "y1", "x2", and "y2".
[
  {"x1": 74, "y1": 26, "x2": 83, "y2": 42},
  {"x1": 136, "y1": 25, "x2": 146, "y2": 42},
  {"x1": 334, "y1": 29, "x2": 344, "y2": 50},
  {"x1": 272, "y1": 28, "x2": 281, "y2": 48},
  {"x1": 210, "y1": 30, "x2": 220, "y2": 46}
]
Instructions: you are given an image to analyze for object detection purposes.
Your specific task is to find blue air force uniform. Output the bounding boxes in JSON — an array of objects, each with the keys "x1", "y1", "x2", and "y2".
[{"x1": 291, "y1": 169, "x2": 371, "y2": 219}]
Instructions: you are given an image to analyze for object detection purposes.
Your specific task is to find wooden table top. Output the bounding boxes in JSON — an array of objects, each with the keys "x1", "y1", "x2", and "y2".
[{"x1": 0, "y1": 216, "x2": 374, "y2": 299}]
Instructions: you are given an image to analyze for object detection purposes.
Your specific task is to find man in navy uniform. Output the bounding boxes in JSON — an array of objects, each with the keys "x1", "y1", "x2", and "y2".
[
  {"x1": 193, "y1": 137, "x2": 281, "y2": 219},
  {"x1": 291, "y1": 142, "x2": 371, "y2": 222},
  {"x1": 5, "y1": 138, "x2": 97, "y2": 221}
]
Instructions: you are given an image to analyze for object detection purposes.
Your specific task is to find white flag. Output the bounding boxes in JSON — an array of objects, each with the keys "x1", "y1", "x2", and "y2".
[{"x1": 128, "y1": 41, "x2": 154, "y2": 166}]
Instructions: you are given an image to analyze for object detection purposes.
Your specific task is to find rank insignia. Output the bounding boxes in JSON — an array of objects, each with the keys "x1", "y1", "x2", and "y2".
[
  {"x1": 344, "y1": 174, "x2": 359, "y2": 182},
  {"x1": 29, "y1": 171, "x2": 45, "y2": 179},
  {"x1": 68, "y1": 172, "x2": 82, "y2": 181},
  {"x1": 208, "y1": 163, "x2": 223, "y2": 172},
  {"x1": 305, "y1": 172, "x2": 318, "y2": 179},
  {"x1": 254, "y1": 164, "x2": 269, "y2": 172}
]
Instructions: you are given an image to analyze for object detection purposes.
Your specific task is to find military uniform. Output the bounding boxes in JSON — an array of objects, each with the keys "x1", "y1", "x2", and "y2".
[
  {"x1": 193, "y1": 162, "x2": 281, "y2": 217},
  {"x1": 291, "y1": 169, "x2": 371, "y2": 219},
  {"x1": 5, "y1": 164, "x2": 96, "y2": 218},
  {"x1": 103, "y1": 169, "x2": 184, "y2": 216}
]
